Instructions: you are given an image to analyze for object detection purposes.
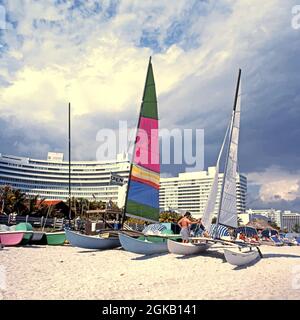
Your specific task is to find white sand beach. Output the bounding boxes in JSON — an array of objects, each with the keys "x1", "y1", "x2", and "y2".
[{"x1": 1, "y1": 244, "x2": 300, "y2": 300}]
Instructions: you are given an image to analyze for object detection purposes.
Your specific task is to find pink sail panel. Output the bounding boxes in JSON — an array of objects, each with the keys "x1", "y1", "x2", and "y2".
[
  {"x1": 133, "y1": 116, "x2": 159, "y2": 173},
  {"x1": 0, "y1": 231, "x2": 24, "y2": 246}
]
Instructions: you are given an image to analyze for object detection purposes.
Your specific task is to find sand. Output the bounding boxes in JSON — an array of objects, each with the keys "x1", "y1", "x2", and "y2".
[{"x1": 1, "y1": 244, "x2": 300, "y2": 300}]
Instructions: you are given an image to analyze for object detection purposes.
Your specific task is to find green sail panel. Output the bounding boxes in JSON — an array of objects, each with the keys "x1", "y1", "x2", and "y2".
[{"x1": 140, "y1": 60, "x2": 158, "y2": 120}]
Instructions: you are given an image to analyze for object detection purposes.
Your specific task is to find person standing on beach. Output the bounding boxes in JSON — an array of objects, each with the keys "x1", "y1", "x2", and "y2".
[{"x1": 178, "y1": 212, "x2": 200, "y2": 243}]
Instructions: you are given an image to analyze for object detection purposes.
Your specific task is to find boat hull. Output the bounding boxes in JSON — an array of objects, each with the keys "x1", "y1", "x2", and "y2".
[
  {"x1": 66, "y1": 229, "x2": 120, "y2": 249},
  {"x1": 167, "y1": 239, "x2": 210, "y2": 255},
  {"x1": 15, "y1": 223, "x2": 33, "y2": 245},
  {"x1": 30, "y1": 232, "x2": 47, "y2": 245},
  {"x1": 46, "y1": 232, "x2": 66, "y2": 245},
  {"x1": 0, "y1": 231, "x2": 25, "y2": 246},
  {"x1": 119, "y1": 233, "x2": 168, "y2": 255},
  {"x1": 224, "y1": 248, "x2": 259, "y2": 266}
]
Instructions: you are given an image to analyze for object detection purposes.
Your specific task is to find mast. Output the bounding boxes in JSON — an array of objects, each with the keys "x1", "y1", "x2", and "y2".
[
  {"x1": 68, "y1": 102, "x2": 72, "y2": 221},
  {"x1": 215, "y1": 69, "x2": 241, "y2": 237},
  {"x1": 121, "y1": 56, "x2": 152, "y2": 227}
]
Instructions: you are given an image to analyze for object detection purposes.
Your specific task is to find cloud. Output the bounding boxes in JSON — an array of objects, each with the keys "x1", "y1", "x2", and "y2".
[
  {"x1": 247, "y1": 166, "x2": 300, "y2": 206},
  {"x1": 0, "y1": 0, "x2": 299, "y2": 211}
]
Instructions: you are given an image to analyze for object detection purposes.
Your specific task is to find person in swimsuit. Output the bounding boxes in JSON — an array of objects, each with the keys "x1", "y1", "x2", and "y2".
[{"x1": 178, "y1": 212, "x2": 201, "y2": 243}]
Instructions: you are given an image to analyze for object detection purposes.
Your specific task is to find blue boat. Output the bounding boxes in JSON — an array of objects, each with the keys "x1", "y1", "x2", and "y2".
[
  {"x1": 66, "y1": 229, "x2": 120, "y2": 250},
  {"x1": 119, "y1": 233, "x2": 168, "y2": 255}
]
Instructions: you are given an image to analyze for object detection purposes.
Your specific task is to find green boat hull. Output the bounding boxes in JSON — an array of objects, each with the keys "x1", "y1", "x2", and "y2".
[
  {"x1": 20, "y1": 232, "x2": 33, "y2": 245},
  {"x1": 15, "y1": 223, "x2": 33, "y2": 245},
  {"x1": 46, "y1": 232, "x2": 66, "y2": 245}
]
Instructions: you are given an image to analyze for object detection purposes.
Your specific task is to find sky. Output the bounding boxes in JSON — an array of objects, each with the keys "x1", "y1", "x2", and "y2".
[{"x1": 0, "y1": 0, "x2": 299, "y2": 211}]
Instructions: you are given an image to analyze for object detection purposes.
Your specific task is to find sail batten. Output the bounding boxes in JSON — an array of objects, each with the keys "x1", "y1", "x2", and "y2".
[{"x1": 125, "y1": 58, "x2": 160, "y2": 222}]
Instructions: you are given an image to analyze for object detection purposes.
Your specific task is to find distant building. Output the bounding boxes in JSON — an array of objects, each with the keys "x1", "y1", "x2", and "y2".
[
  {"x1": 0, "y1": 152, "x2": 130, "y2": 208},
  {"x1": 238, "y1": 213, "x2": 270, "y2": 226},
  {"x1": 245, "y1": 208, "x2": 282, "y2": 228},
  {"x1": 159, "y1": 167, "x2": 247, "y2": 218},
  {"x1": 242, "y1": 209, "x2": 300, "y2": 232},
  {"x1": 281, "y1": 211, "x2": 300, "y2": 232}
]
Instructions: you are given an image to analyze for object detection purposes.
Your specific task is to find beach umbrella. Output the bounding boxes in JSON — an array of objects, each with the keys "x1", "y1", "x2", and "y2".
[
  {"x1": 235, "y1": 226, "x2": 258, "y2": 237},
  {"x1": 142, "y1": 223, "x2": 167, "y2": 235},
  {"x1": 262, "y1": 228, "x2": 278, "y2": 238},
  {"x1": 209, "y1": 224, "x2": 230, "y2": 238}
]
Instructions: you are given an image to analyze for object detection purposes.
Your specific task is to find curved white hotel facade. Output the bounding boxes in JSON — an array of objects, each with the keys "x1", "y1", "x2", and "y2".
[
  {"x1": 0, "y1": 152, "x2": 247, "y2": 216},
  {"x1": 0, "y1": 152, "x2": 130, "y2": 207}
]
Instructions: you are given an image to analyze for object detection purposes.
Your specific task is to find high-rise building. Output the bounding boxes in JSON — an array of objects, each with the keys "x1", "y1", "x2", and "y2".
[
  {"x1": 0, "y1": 152, "x2": 130, "y2": 208},
  {"x1": 281, "y1": 211, "x2": 300, "y2": 232},
  {"x1": 159, "y1": 167, "x2": 247, "y2": 218}
]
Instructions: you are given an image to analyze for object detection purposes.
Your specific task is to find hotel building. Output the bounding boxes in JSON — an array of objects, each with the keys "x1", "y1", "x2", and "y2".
[
  {"x1": 0, "y1": 153, "x2": 247, "y2": 216},
  {"x1": 0, "y1": 152, "x2": 130, "y2": 208},
  {"x1": 281, "y1": 211, "x2": 300, "y2": 232},
  {"x1": 159, "y1": 167, "x2": 247, "y2": 218}
]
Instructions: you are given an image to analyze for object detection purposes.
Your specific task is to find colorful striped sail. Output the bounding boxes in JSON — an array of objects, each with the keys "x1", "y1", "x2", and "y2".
[{"x1": 125, "y1": 57, "x2": 160, "y2": 222}]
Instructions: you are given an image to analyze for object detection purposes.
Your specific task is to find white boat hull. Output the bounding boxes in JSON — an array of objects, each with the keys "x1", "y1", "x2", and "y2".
[
  {"x1": 119, "y1": 233, "x2": 168, "y2": 255},
  {"x1": 167, "y1": 239, "x2": 211, "y2": 255},
  {"x1": 224, "y1": 248, "x2": 259, "y2": 266},
  {"x1": 66, "y1": 229, "x2": 120, "y2": 250}
]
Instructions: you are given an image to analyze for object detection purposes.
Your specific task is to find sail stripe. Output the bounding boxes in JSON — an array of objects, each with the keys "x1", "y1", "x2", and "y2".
[
  {"x1": 126, "y1": 200, "x2": 159, "y2": 221},
  {"x1": 133, "y1": 117, "x2": 159, "y2": 173},
  {"x1": 127, "y1": 180, "x2": 159, "y2": 209},
  {"x1": 131, "y1": 176, "x2": 159, "y2": 189},
  {"x1": 131, "y1": 164, "x2": 159, "y2": 189}
]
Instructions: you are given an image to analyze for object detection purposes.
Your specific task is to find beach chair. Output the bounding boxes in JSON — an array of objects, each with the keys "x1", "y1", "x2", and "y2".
[{"x1": 270, "y1": 235, "x2": 284, "y2": 246}]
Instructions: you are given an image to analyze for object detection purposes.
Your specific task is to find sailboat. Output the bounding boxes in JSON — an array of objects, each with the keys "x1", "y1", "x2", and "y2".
[
  {"x1": 214, "y1": 70, "x2": 260, "y2": 265},
  {"x1": 118, "y1": 57, "x2": 172, "y2": 255},
  {"x1": 168, "y1": 69, "x2": 260, "y2": 265},
  {"x1": 167, "y1": 110, "x2": 230, "y2": 255},
  {"x1": 65, "y1": 103, "x2": 120, "y2": 250}
]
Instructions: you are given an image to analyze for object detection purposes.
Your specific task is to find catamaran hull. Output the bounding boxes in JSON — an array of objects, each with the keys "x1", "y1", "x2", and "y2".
[
  {"x1": 224, "y1": 248, "x2": 259, "y2": 266},
  {"x1": 0, "y1": 231, "x2": 24, "y2": 246},
  {"x1": 66, "y1": 229, "x2": 120, "y2": 249},
  {"x1": 46, "y1": 232, "x2": 66, "y2": 245},
  {"x1": 167, "y1": 239, "x2": 210, "y2": 255},
  {"x1": 119, "y1": 233, "x2": 168, "y2": 255}
]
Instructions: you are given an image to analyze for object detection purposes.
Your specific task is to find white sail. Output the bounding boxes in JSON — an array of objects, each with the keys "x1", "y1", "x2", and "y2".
[
  {"x1": 202, "y1": 124, "x2": 230, "y2": 231},
  {"x1": 218, "y1": 70, "x2": 241, "y2": 228}
]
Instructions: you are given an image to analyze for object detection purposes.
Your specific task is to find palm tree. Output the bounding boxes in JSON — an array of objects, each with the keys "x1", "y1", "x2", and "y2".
[{"x1": 159, "y1": 211, "x2": 181, "y2": 223}]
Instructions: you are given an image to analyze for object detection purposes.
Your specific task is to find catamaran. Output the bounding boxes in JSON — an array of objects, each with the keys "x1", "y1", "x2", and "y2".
[
  {"x1": 118, "y1": 57, "x2": 176, "y2": 255},
  {"x1": 66, "y1": 58, "x2": 164, "y2": 251},
  {"x1": 168, "y1": 69, "x2": 261, "y2": 265}
]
